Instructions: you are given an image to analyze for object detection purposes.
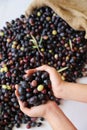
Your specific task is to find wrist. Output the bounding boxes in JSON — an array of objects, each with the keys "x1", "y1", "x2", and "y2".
[
  {"x1": 44, "y1": 101, "x2": 58, "y2": 119},
  {"x1": 44, "y1": 101, "x2": 77, "y2": 130},
  {"x1": 55, "y1": 80, "x2": 66, "y2": 98},
  {"x1": 57, "y1": 81, "x2": 74, "y2": 100}
]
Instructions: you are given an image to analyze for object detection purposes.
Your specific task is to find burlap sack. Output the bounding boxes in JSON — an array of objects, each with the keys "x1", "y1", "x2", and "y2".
[{"x1": 25, "y1": 0, "x2": 87, "y2": 39}]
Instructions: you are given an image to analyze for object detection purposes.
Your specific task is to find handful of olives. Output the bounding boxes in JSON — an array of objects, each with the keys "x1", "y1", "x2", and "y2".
[{"x1": 18, "y1": 71, "x2": 60, "y2": 107}]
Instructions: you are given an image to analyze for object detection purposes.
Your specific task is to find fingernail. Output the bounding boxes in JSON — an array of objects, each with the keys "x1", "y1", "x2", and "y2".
[
  {"x1": 25, "y1": 70, "x2": 28, "y2": 73},
  {"x1": 15, "y1": 84, "x2": 19, "y2": 89},
  {"x1": 23, "y1": 74, "x2": 27, "y2": 78}
]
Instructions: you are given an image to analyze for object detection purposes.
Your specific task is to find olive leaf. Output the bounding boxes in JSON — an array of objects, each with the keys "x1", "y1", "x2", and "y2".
[
  {"x1": 39, "y1": 36, "x2": 43, "y2": 45},
  {"x1": 57, "y1": 67, "x2": 68, "y2": 73},
  {"x1": 32, "y1": 46, "x2": 38, "y2": 49},
  {"x1": 69, "y1": 39, "x2": 73, "y2": 50},
  {"x1": 30, "y1": 35, "x2": 39, "y2": 49},
  {"x1": 30, "y1": 35, "x2": 43, "y2": 56}
]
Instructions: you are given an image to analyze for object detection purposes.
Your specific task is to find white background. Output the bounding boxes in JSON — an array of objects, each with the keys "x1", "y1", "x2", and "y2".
[{"x1": 0, "y1": 0, "x2": 87, "y2": 130}]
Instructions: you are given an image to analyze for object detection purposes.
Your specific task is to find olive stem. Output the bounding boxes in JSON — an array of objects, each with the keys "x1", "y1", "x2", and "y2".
[
  {"x1": 57, "y1": 67, "x2": 68, "y2": 73},
  {"x1": 30, "y1": 35, "x2": 44, "y2": 57}
]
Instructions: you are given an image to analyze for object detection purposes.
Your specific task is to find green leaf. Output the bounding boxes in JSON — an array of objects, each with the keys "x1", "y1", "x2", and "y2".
[
  {"x1": 30, "y1": 35, "x2": 39, "y2": 49},
  {"x1": 69, "y1": 39, "x2": 73, "y2": 50},
  {"x1": 30, "y1": 39, "x2": 38, "y2": 47},
  {"x1": 31, "y1": 35, "x2": 38, "y2": 45},
  {"x1": 39, "y1": 36, "x2": 43, "y2": 45},
  {"x1": 30, "y1": 35, "x2": 44, "y2": 57},
  {"x1": 32, "y1": 46, "x2": 38, "y2": 49},
  {"x1": 30, "y1": 39, "x2": 35, "y2": 42},
  {"x1": 57, "y1": 67, "x2": 68, "y2": 73}
]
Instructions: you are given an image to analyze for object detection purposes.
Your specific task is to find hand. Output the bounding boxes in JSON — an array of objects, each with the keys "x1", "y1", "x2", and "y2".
[
  {"x1": 15, "y1": 85, "x2": 77, "y2": 130},
  {"x1": 24, "y1": 65, "x2": 64, "y2": 98},
  {"x1": 15, "y1": 85, "x2": 56, "y2": 118}
]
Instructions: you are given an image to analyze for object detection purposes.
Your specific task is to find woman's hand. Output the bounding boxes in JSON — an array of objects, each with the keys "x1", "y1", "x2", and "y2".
[
  {"x1": 15, "y1": 85, "x2": 77, "y2": 130},
  {"x1": 15, "y1": 85, "x2": 56, "y2": 118},
  {"x1": 24, "y1": 65, "x2": 64, "y2": 98},
  {"x1": 15, "y1": 64, "x2": 64, "y2": 118}
]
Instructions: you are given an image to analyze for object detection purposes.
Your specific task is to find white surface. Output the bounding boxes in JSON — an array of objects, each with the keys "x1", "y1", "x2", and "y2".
[{"x1": 0, "y1": 1, "x2": 87, "y2": 130}]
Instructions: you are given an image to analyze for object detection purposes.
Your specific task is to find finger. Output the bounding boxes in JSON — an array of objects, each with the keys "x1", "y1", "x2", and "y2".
[
  {"x1": 25, "y1": 65, "x2": 55, "y2": 75},
  {"x1": 24, "y1": 69, "x2": 37, "y2": 77},
  {"x1": 36, "y1": 65, "x2": 55, "y2": 75},
  {"x1": 15, "y1": 90, "x2": 20, "y2": 99},
  {"x1": 36, "y1": 65, "x2": 50, "y2": 71},
  {"x1": 25, "y1": 69, "x2": 36, "y2": 74},
  {"x1": 15, "y1": 84, "x2": 21, "y2": 100},
  {"x1": 15, "y1": 84, "x2": 19, "y2": 90},
  {"x1": 20, "y1": 103, "x2": 45, "y2": 117},
  {"x1": 36, "y1": 65, "x2": 61, "y2": 82},
  {"x1": 21, "y1": 106, "x2": 35, "y2": 117},
  {"x1": 15, "y1": 91, "x2": 26, "y2": 108},
  {"x1": 23, "y1": 74, "x2": 28, "y2": 78},
  {"x1": 15, "y1": 94, "x2": 32, "y2": 116},
  {"x1": 18, "y1": 98, "x2": 24, "y2": 107},
  {"x1": 20, "y1": 101, "x2": 52, "y2": 117},
  {"x1": 15, "y1": 88, "x2": 35, "y2": 117},
  {"x1": 15, "y1": 90, "x2": 26, "y2": 108},
  {"x1": 24, "y1": 65, "x2": 52, "y2": 78}
]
